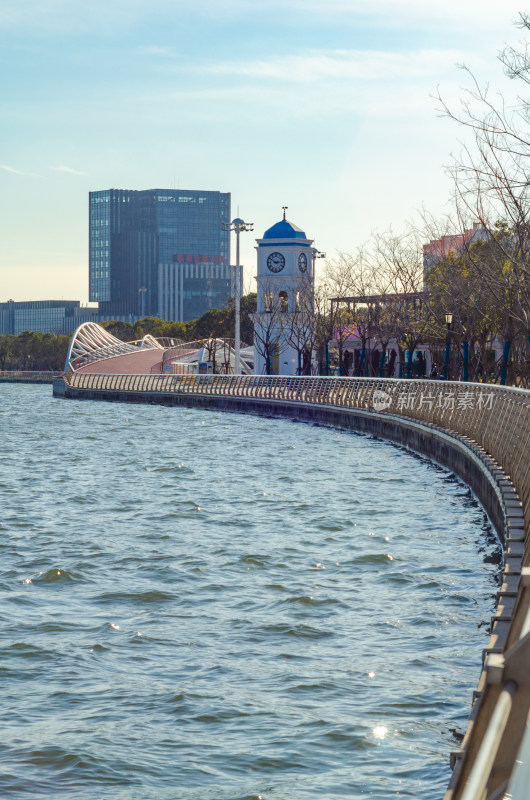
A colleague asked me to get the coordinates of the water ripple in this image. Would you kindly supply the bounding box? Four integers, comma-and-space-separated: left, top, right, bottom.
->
0, 384, 501, 800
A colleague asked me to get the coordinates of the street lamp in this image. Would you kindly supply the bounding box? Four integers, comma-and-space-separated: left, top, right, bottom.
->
222, 217, 254, 375
443, 313, 453, 381
311, 250, 327, 374
404, 332, 413, 379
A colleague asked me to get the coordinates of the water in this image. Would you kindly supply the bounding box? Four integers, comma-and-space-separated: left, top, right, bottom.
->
0, 384, 501, 799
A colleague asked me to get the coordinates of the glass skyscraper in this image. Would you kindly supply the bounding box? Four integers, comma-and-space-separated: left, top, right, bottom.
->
89, 189, 231, 321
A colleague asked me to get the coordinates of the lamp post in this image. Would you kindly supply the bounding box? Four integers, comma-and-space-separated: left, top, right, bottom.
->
404, 334, 412, 379
443, 313, 453, 381
222, 217, 253, 375
462, 326, 469, 383
311, 250, 327, 373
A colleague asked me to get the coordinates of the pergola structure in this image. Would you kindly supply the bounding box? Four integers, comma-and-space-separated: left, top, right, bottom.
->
327, 292, 429, 377
329, 290, 426, 312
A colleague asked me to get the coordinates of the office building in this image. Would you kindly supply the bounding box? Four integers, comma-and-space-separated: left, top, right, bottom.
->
89, 188, 231, 321
0, 300, 100, 336
423, 222, 488, 273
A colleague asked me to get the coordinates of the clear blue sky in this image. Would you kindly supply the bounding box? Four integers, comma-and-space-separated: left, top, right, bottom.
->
0, 0, 525, 302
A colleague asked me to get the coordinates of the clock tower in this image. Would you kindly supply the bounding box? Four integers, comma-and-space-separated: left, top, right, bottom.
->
252, 210, 316, 375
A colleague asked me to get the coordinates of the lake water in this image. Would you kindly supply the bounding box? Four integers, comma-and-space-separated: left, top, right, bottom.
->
0, 384, 501, 799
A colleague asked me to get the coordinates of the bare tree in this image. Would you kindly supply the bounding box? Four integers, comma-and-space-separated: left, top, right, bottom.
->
311, 280, 334, 375
251, 279, 290, 375
370, 229, 427, 377
321, 251, 380, 374
318, 230, 428, 377
287, 274, 317, 374
437, 12, 530, 382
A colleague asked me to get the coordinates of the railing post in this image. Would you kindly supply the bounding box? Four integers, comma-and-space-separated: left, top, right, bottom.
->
460, 681, 517, 800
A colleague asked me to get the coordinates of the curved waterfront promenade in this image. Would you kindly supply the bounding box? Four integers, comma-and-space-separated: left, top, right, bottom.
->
54, 368, 530, 799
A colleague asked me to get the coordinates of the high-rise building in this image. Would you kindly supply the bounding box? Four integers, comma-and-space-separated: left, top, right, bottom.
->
89, 188, 231, 321
0, 300, 100, 336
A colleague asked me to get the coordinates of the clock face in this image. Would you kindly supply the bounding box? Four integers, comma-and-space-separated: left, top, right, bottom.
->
267, 252, 285, 273
298, 252, 308, 273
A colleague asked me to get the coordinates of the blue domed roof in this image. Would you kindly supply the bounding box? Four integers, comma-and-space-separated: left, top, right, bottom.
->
263, 219, 307, 240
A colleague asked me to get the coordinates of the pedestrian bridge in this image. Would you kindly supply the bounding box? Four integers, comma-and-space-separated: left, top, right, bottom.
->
54, 325, 530, 800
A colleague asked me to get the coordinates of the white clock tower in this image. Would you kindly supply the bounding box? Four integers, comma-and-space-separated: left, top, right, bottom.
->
252, 209, 316, 375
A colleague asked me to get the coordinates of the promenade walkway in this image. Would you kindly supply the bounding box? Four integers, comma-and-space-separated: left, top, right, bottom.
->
77, 349, 163, 374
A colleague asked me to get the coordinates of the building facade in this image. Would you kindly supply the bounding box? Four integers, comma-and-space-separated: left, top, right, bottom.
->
252, 215, 316, 375
89, 188, 231, 321
0, 300, 100, 336
423, 222, 488, 272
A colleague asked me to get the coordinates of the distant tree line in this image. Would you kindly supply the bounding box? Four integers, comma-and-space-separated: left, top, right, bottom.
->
0, 294, 258, 372
0, 331, 71, 371
101, 292, 257, 344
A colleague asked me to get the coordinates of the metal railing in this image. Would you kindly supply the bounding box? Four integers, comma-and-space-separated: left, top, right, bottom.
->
161, 345, 200, 365
63, 370, 530, 516
0, 370, 63, 381
62, 368, 530, 799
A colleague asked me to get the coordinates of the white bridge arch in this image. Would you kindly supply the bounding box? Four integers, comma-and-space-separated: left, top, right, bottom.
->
65, 322, 163, 371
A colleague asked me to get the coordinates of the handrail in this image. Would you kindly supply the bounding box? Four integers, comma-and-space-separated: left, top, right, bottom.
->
162, 345, 199, 365
64, 321, 163, 371
0, 370, 63, 379
60, 369, 530, 799
460, 681, 517, 800
160, 338, 253, 374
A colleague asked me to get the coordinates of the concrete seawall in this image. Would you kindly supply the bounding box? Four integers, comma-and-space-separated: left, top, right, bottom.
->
1, 375, 57, 384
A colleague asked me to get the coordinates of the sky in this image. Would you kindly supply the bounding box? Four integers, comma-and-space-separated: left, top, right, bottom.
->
0, 0, 527, 302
